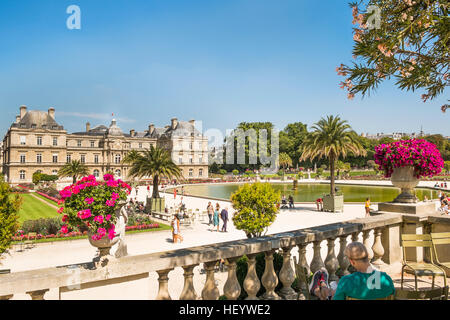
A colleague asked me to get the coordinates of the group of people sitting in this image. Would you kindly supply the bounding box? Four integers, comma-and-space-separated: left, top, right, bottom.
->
309, 242, 395, 300
434, 181, 448, 189
281, 195, 295, 209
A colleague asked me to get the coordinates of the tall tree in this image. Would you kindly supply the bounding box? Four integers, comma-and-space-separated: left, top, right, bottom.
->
127, 145, 182, 198
279, 122, 308, 167
58, 160, 89, 184
337, 0, 449, 111
300, 115, 366, 196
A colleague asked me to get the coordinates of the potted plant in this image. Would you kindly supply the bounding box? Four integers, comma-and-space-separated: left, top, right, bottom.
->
58, 174, 131, 266
374, 139, 443, 203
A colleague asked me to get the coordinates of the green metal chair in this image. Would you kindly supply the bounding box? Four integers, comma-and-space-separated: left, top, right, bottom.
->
401, 234, 447, 290
394, 286, 448, 300
430, 232, 450, 273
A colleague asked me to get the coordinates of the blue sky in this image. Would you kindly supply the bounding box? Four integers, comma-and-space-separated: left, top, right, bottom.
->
0, 0, 448, 138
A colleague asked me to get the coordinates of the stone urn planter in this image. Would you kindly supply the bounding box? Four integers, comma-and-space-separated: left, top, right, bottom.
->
391, 166, 419, 203
88, 202, 127, 267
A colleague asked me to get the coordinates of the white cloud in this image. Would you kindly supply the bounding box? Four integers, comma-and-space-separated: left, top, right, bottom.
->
58, 111, 136, 123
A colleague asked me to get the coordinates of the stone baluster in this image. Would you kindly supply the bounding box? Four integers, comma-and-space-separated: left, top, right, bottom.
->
26, 289, 49, 300
310, 240, 325, 273
201, 261, 220, 300
179, 264, 198, 300
279, 246, 297, 300
351, 232, 359, 242
337, 236, 350, 277
324, 238, 339, 281
371, 228, 385, 266
260, 250, 280, 300
223, 258, 241, 300
295, 243, 310, 299
156, 268, 173, 300
363, 230, 374, 261
244, 253, 260, 300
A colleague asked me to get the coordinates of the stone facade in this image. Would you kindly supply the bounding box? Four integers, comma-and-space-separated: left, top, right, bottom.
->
1, 106, 209, 184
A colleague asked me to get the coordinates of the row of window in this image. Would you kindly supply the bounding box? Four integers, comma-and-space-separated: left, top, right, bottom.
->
20, 154, 59, 163
20, 136, 58, 146
18, 169, 120, 180
179, 157, 204, 164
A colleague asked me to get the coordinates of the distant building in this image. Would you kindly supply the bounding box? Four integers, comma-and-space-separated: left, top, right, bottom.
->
1, 106, 208, 184
361, 132, 422, 140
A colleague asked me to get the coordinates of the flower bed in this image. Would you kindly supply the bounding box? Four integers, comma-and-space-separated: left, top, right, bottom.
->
12, 222, 161, 241
374, 139, 444, 178
36, 191, 59, 203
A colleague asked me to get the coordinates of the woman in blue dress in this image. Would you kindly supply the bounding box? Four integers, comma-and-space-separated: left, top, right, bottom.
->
212, 203, 220, 232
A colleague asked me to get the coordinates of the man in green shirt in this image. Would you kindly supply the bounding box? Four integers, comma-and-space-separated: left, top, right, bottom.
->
333, 242, 395, 300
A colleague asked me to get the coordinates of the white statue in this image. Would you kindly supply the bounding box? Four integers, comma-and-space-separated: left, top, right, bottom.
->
110, 204, 129, 258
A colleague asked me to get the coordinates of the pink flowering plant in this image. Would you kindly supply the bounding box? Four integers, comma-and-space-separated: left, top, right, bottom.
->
374, 139, 444, 178
57, 174, 131, 241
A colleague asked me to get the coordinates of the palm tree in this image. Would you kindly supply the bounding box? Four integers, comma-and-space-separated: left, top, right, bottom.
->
127, 145, 182, 198
279, 153, 292, 171
58, 160, 90, 184
300, 115, 366, 196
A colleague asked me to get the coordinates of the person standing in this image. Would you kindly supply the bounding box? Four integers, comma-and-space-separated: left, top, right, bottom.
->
207, 202, 214, 225
212, 203, 220, 232
288, 195, 294, 209
174, 188, 177, 199
365, 197, 371, 217
171, 215, 183, 243
220, 207, 229, 232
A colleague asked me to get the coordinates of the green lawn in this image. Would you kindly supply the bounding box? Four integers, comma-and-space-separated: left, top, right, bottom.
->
16, 194, 59, 224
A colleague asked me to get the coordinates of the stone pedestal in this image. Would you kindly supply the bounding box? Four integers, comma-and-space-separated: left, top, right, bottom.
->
378, 202, 435, 215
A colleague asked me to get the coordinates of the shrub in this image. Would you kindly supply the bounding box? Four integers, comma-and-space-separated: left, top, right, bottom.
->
22, 218, 64, 235
232, 169, 239, 176
0, 177, 21, 255
219, 169, 227, 175
231, 183, 280, 238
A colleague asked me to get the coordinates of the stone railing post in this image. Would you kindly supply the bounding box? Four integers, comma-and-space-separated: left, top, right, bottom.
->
371, 228, 385, 266
363, 230, 374, 261
324, 238, 339, 281
26, 289, 49, 300
337, 236, 350, 277
244, 253, 260, 300
223, 257, 241, 300
310, 240, 325, 273
156, 268, 173, 300
179, 264, 198, 300
381, 223, 402, 268
260, 250, 280, 300
201, 261, 220, 300
279, 246, 297, 300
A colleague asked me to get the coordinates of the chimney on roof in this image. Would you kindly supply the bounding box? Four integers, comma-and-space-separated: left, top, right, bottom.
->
48, 107, 55, 119
15, 115, 21, 123
148, 124, 155, 135
20, 105, 27, 119
86, 122, 91, 132
189, 119, 195, 126
130, 129, 135, 137
171, 118, 178, 130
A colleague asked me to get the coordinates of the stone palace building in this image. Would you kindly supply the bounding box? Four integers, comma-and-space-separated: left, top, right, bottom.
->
1, 106, 209, 184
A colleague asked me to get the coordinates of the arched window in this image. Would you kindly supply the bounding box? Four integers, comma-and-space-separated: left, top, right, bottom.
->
93, 170, 100, 178
19, 170, 26, 180
52, 170, 58, 175
115, 169, 121, 178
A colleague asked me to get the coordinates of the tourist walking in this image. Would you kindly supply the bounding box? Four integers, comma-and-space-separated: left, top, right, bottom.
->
171, 215, 183, 243
212, 203, 220, 232
220, 207, 229, 232
207, 202, 214, 225
288, 195, 294, 209
365, 197, 371, 217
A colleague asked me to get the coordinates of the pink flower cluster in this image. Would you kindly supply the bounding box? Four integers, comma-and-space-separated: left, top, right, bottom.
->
58, 174, 132, 241
374, 139, 444, 178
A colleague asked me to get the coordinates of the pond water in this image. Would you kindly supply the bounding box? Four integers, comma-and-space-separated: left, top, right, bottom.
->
171, 183, 439, 203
